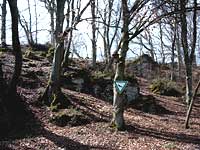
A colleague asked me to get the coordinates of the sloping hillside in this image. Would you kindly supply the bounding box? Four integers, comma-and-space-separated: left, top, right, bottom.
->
0, 51, 200, 150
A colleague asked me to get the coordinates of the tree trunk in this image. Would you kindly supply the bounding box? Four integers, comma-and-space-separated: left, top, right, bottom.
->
111, 0, 129, 130
27, 0, 34, 46
62, 0, 74, 67
55, 0, 65, 44
40, 0, 69, 108
1, 0, 7, 47
91, 0, 97, 68
7, 0, 22, 94
185, 63, 193, 104
34, 0, 38, 44
159, 22, 165, 64
50, 0, 55, 47
185, 79, 200, 129
176, 27, 182, 78
171, 27, 176, 81
180, 0, 197, 105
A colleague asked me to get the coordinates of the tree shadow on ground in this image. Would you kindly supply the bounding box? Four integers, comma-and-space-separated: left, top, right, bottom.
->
126, 124, 200, 145
128, 94, 174, 115
42, 129, 112, 150
71, 98, 110, 122
0, 94, 110, 150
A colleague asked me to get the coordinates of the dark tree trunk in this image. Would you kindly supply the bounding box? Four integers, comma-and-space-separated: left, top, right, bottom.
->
1, 0, 7, 47
91, 0, 97, 68
7, 0, 22, 95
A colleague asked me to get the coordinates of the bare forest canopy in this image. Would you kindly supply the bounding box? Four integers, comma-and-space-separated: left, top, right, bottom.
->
0, 0, 200, 149
0, 0, 200, 63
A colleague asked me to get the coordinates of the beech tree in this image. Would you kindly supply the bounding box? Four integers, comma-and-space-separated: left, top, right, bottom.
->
41, 0, 92, 107
111, 0, 165, 130
40, 0, 67, 107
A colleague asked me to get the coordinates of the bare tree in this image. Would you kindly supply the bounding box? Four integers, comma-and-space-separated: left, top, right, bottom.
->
91, 0, 97, 67
62, 0, 75, 66
40, 0, 67, 106
40, 0, 56, 46
180, 0, 197, 105
98, 0, 121, 64
18, 0, 35, 47
40, 0, 91, 107
111, 0, 174, 130
34, 0, 38, 44
184, 0, 198, 129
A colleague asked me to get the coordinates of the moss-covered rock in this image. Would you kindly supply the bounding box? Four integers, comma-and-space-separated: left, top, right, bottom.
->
46, 47, 54, 62
24, 50, 41, 60
49, 92, 71, 112
150, 78, 182, 96
49, 108, 88, 127
0, 47, 7, 52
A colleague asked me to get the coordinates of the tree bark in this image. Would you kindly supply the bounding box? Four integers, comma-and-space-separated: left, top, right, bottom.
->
111, 0, 129, 130
171, 26, 176, 81
185, 79, 200, 129
91, 0, 97, 68
62, 0, 74, 67
180, 0, 197, 105
40, 0, 69, 108
7, 0, 22, 94
1, 0, 7, 47
176, 26, 182, 78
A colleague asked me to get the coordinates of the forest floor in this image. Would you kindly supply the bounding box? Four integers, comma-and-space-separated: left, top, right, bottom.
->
0, 51, 200, 150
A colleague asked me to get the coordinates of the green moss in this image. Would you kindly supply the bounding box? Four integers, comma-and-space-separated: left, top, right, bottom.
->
91, 71, 113, 81
46, 47, 54, 61
49, 92, 71, 111
0, 48, 7, 52
163, 142, 177, 149
150, 78, 181, 96
24, 50, 38, 60
49, 107, 87, 127
38, 51, 47, 57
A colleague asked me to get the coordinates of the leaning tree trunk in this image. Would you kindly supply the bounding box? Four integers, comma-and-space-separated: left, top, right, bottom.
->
185, 79, 200, 129
1, 0, 7, 47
